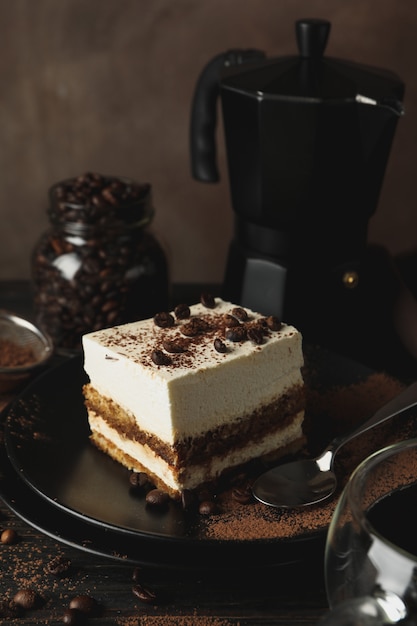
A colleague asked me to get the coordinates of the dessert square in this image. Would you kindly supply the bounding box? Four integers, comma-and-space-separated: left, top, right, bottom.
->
82, 297, 305, 498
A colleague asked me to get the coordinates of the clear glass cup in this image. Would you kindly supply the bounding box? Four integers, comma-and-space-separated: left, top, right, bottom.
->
321, 438, 417, 626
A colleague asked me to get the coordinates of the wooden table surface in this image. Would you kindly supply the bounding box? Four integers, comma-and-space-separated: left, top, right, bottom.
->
0, 281, 382, 625
0, 493, 328, 625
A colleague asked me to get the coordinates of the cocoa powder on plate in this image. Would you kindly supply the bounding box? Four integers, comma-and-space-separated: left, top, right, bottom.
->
203, 372, 411, 541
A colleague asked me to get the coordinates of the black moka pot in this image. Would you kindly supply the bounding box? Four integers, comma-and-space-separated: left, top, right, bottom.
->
190, 19, 405, 355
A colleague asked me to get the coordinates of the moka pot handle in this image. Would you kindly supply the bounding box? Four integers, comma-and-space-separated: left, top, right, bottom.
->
190, 49, 265, 183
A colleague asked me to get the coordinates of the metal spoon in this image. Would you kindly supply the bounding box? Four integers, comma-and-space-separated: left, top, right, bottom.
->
252, 381, 417, 508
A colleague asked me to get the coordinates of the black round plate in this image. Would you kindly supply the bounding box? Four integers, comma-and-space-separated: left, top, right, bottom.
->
1, 346, 374, 569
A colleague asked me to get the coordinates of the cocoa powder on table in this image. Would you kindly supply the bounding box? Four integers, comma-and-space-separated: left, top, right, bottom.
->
129, 617, 239, 626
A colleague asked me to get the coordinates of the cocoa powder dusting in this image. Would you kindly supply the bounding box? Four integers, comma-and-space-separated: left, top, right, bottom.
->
0, 338, 36, 367
0, 526, 94, 610
204, 372, 411, 541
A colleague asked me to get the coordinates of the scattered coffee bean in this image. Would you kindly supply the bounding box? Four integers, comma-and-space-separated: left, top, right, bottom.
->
132, 582, 158, 604
247, 326, 264, 345
265, 315, 282, 331
132, 566, 143, 582
13, 588, 39, 610
174, 303, 190, 319
69, 594, 98, 616
199, 500, 218, 515
200, 292, 215, 308
145, 489, 170, 507
154, 311, 175, 328
162, 338, 187, 353
251, 319, 268, 332
0, 599, 22, 618
231, 307, 248, 321
45, 554, 72, 577
151, 349, 172, 366
232, 487, 253, 504
225, 326, 247, 342
62, 607, 86, 625
214, 337, 227, 353
1, 528, 18, 544
223, 314, 240, 327
129, 471, 151, 491
181, 317, 209, 337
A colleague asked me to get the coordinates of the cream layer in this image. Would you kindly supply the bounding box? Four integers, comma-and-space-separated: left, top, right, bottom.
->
87, 410, 304, 494
82, 299, 304, 445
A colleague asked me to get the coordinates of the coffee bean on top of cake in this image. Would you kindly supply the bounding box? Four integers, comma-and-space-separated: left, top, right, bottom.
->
82, 295, 305, 499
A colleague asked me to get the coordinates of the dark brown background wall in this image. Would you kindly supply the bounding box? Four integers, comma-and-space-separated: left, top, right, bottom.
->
1, 0, 416, 285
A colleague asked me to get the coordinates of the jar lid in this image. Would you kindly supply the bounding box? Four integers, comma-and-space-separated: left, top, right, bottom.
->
48, 173, 154, 227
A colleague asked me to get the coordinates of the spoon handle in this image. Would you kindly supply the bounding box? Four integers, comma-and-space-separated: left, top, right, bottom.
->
329, 381, 417, 460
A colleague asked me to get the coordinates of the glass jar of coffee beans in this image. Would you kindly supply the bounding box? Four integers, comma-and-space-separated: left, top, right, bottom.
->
32, 172, 170, 353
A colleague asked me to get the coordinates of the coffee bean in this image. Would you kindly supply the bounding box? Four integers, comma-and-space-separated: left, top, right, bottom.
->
200, 292, 216, 308
214, 337, 227, 353
1, 528, 18, 544
174, 303, 190, 319
225, 326, 247, 342
154, 311, 175, 328
132, 583, 158, 604
162, 338, 187, 353
101, 298, 118, 313
69, 594, 98, 616
129, 471, 151, 491
13, 588, 39, 610
151, 350, 172, 366
145, 489, 169, 507
83, 257, 100, 275
132, 566, 143, 582
232, 487, 253, 504
231, 307, 248, 321
0, 600, 22, 618
106, 309, 119, 325
247, 326, 264, 345
223, 314, 240, 327
101, 186, 118, 205
52, 173, 149, 211
180, 321, 198, 337
250, 319, 268, 332
265, 315, 282, 331
181, 317, 210, 337
199, 500, 219, 515
62, 608, 86, 625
